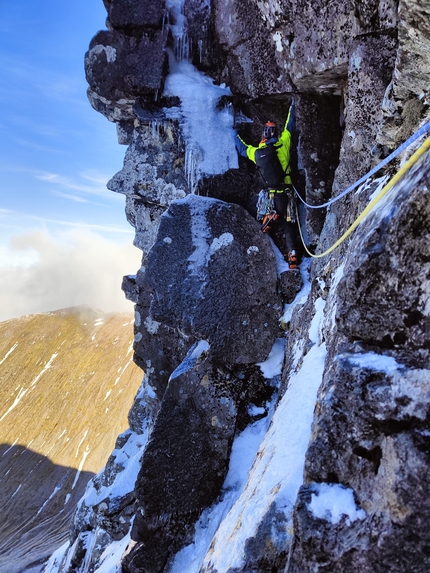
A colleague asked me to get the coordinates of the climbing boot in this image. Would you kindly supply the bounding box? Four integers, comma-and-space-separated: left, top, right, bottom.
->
288, 250, 298, 270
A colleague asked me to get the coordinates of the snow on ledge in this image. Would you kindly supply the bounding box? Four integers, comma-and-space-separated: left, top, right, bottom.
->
344, 351, 404, 374
308, 483, 366, 525
257, 338, 285, 378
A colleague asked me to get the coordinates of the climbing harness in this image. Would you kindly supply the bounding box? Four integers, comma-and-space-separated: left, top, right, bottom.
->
258, 187, 296, 231
294, 120, 430, 210
297, 133, 430, 259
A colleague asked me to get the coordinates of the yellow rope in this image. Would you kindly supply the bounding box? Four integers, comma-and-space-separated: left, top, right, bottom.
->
298, 136, 430, 259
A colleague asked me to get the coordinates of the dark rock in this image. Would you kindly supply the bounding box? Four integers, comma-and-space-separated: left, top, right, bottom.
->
287, 155, 430, 572
133, 270, 195, 400
295, 94, 343, 243
336, 155, 430, 369
241, 502, 290, 572
140, 194, 283, 365
122, 274, 139, 303
287, 354, 430, 573
85, 28, 168, 120
278, 269, 303, 304
108, 0, 165, 30
125, 345, 242, 573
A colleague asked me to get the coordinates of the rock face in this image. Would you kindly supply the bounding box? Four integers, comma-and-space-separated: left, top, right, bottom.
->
122, 195, 283, 572
288, 154, 430, 573
41, 0, 430, 572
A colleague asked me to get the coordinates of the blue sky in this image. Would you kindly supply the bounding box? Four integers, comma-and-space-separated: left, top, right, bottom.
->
0, 0, 141, 319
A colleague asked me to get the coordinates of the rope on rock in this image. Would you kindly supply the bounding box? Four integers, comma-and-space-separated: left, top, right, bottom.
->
294, 120, 430, 210
297, 135, 430, 259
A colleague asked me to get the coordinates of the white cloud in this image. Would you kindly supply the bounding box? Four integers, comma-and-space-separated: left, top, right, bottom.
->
35, 170, 119, 200
52, 191, 89, 203
0, 229, 142, 322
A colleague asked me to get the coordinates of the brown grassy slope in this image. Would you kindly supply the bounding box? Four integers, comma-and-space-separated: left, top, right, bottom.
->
0, 306, 143, 573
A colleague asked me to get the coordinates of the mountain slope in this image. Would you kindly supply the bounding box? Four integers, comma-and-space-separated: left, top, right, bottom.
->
0, 307, 143, 573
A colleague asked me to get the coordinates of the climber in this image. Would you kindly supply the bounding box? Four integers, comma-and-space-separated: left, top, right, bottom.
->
235, 100, 299, 269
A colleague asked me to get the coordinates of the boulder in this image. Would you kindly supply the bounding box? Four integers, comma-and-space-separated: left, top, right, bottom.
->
124, 344, 241, 573
138, 194, 283, 366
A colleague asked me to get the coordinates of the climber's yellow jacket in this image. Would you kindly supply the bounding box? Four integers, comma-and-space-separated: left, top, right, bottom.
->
235, 101, 295, 187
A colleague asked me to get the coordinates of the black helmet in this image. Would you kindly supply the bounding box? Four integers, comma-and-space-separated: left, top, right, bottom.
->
262, 121, 277, 140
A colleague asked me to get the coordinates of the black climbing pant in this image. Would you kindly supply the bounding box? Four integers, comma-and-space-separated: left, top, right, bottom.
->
273, 190, 297, 255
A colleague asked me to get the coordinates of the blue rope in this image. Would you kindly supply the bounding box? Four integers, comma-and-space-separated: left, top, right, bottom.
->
295, 120, 430, 209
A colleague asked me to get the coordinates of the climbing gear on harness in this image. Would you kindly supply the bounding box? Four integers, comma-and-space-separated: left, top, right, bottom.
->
256, 189, 274, 220
296, 133, 430, 259
261, 211, 278, 232
255, 142, 287, 188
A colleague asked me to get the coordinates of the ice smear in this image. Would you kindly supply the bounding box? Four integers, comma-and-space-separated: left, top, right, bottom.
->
163, 59, 237, 191
165, 0, 189, 60
308, 297, 326, 345
169, 340, 210, 382
345, 351, 404, 374
308, 483, 366, 525
183, 195, 235, 274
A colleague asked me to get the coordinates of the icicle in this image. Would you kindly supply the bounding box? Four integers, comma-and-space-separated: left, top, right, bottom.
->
161, 11, 169, 33
185, 145, 201, 194
174, 31, 190, 62
150, 120, 164, 140
166, 0, 191, 62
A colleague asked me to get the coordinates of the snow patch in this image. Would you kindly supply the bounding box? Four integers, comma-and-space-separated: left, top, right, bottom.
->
257, 338, 285, 378
0, 342, 18, 366
37, 485, 62, 516
81, 430, 149, 509
210, 232, 233, 253
273, 31, 284, 52
72, 447, 90, 489
0, 352, 58, 422
308, 483, 366, 525
134, 332, 143, 343
199, 338, 327, 572
309, 298, 326, 345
